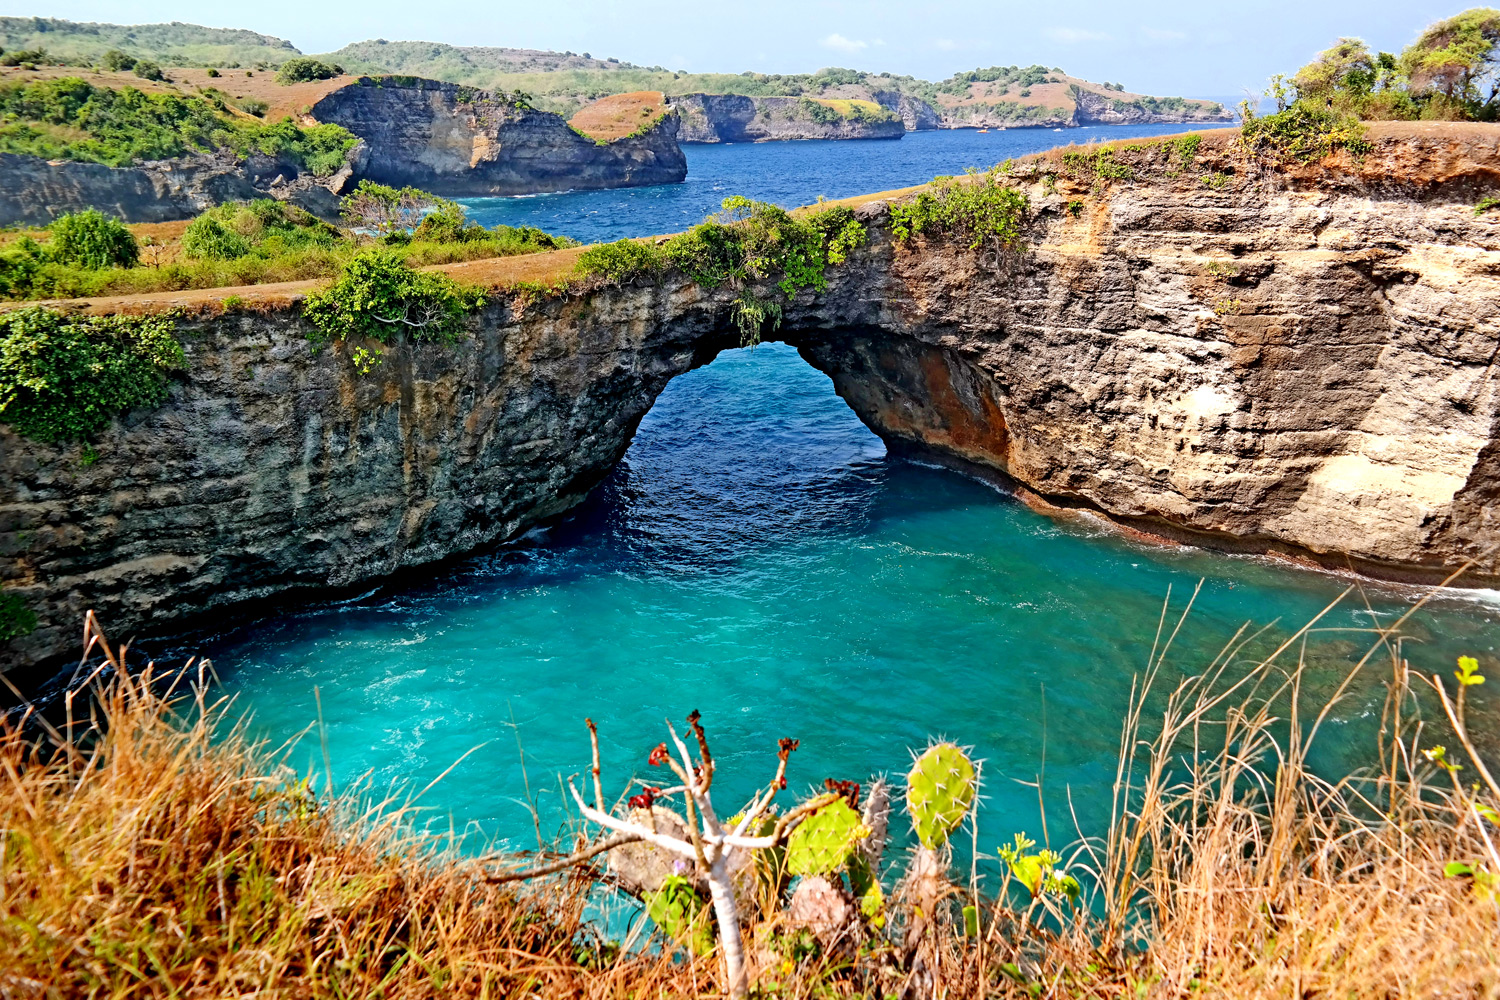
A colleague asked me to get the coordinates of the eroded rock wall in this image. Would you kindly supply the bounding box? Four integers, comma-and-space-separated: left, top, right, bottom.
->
0, 148, 358, 226
313, 77, 687, 194
669, 94, 905, 143
6, 129, 1500, 668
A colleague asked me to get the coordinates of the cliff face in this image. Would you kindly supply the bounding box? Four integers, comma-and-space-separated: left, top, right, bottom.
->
0, 148, 359, 226
1071, 90, 1233, 126
871, 90, 943, 131
6, 126, 1500, 667
312, 77, 687, 194
668, 94, 905, 143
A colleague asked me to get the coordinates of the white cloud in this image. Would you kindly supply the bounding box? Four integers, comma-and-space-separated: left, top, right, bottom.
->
933, 38, 991, 52
821, 33, 869, 54
1046, 27, 1111, 44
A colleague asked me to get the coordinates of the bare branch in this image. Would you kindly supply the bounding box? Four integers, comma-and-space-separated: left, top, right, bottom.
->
484, 831, 642, 882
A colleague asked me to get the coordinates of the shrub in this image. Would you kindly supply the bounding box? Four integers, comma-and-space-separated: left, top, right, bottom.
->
0, 307, 184, 442
48, 210, 140, 270
236, 96, 268, 116
182, 199, 339, 261
0, 591, 36, 642
0, 49, 47, 67
575, 239, 663, 283
341, 180, 448, 235
1240, 99, 1372, 161
889, 168, 1030, 256
132, 59, 164, 81
576, 198, 866, 296
276, 58, 343, 85
206, 68, 220, 78
181, 215, 252, 260
302, 250, 486, 345
100, 49, 136, 73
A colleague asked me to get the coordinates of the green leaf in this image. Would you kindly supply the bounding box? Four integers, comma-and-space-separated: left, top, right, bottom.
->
962, 904, 979, 937
1444, 861, 1475, 878
644, 875, 714, 956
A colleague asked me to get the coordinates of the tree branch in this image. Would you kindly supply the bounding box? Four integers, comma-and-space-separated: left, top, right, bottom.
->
483, 831, 642, 882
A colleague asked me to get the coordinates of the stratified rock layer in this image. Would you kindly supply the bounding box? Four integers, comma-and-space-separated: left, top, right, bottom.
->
313, 77, 686, 194
5, 126, 1500, 667
668, 94, 905, 142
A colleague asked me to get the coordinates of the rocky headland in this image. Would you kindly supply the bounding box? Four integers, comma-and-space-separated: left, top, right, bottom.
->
5, 124, 1500, 668
313, 77, 686, 194
668, 94, 905, 142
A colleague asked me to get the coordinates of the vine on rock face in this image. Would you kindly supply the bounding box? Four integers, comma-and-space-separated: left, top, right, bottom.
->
1239, 99, 1372, 162
302, 250, 487, 346
0, 306, 184, 443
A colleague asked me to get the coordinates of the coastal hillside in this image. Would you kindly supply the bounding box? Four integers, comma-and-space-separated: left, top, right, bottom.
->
0, 16, 1228, 129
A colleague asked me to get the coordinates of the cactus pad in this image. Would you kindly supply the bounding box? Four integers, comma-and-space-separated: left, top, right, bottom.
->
645, 875, 713, 955
786, 799, 869, 877
905, 743, 976, 849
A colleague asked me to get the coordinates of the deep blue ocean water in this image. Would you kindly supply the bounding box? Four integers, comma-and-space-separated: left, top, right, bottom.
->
195, 129, 1497, 865
460, 124, 1234, 243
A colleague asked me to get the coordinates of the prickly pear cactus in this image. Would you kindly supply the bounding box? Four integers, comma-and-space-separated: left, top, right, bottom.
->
786, 799, 869, 876
905, 743, 977, 849
645, 875, 714, 955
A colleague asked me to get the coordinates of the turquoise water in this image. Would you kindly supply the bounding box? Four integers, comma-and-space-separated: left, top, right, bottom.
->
197, 344, 1500, 859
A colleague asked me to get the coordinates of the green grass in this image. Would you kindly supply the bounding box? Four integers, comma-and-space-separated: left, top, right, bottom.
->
0, 16, 299, 69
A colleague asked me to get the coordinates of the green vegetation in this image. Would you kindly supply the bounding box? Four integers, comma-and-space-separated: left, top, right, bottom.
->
0, 16, 299, 69
47, 208, 140, 269
0, 591, 36, 641
276, 56, 343, 84
575, 196, 867, 299
0, 78, 357, 172
1241, 99, 1373, 161
889, 167, 1029, 255
0, 306, 183, 442
0, 193, 571, 302
302, 249, 487, 346
1279, 8, 1500, 123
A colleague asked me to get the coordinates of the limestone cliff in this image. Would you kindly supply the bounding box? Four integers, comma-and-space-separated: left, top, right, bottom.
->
313, 77, 687, 194
5, 125, 1500, 668
668, 94, 905, 143
0, 147, 359, 227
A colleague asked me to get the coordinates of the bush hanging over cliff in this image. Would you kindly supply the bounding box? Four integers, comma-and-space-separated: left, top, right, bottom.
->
0, 306, 184, 442
302, 249, 487, 345
182, 199, 340, 261
0, 77, 357, 173
575, 196, 866, 297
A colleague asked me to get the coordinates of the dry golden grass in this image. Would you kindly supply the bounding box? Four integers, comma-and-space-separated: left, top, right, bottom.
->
568, 91, 668, 142
2, 593, 1496, 999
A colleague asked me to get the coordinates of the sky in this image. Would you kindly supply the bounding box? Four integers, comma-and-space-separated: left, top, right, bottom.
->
5, 1, 1470, 96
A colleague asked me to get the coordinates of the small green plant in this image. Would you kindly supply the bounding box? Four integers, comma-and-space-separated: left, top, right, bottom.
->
1166, 133, 1202, 171
0, 591, 37, 642
997, 833, 1080, 903
1476, 196, 1500, 215
644, 875, 715, 955
1213, 298, 1244, 316
1202, 171, 1230, 189
1204, 260, 1238, 282
0, 307, 184, 442
1061, 146, 1131, 184
1067, 199, 1085, 218
132, 59, 164, 81
302, 250, 486, 346
48, 210, 139, 270
350, 345, 382, 374
220, 294, 243, 311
